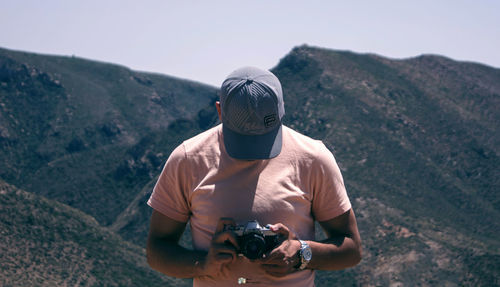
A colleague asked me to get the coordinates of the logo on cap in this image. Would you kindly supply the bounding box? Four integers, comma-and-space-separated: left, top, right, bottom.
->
264, 114, 277, 128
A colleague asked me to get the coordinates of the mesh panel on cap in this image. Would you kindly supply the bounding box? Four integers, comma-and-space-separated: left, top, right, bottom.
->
222, 81, 279, 135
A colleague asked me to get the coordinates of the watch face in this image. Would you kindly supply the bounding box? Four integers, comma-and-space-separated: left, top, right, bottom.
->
303, 247, 312, 261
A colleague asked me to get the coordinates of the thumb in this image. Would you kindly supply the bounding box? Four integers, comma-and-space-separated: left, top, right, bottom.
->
268, 223, 294, 239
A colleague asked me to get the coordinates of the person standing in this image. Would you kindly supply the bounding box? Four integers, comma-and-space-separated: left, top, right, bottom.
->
146, 66, 362, 286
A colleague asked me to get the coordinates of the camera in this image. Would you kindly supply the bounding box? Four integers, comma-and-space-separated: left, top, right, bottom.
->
224, 220, 280, 260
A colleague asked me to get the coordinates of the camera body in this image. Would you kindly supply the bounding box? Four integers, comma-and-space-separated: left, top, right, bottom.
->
225, 220, 280, 260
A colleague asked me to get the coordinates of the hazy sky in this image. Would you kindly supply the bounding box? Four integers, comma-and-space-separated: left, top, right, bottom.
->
1, 0, 499, 87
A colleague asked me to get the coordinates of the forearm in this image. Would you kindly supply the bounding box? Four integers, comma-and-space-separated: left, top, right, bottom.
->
305, 236, 362, 270
146, 237, 207, 278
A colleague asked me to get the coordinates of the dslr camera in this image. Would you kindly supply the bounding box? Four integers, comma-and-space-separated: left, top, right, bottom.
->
224, 220, 280, 260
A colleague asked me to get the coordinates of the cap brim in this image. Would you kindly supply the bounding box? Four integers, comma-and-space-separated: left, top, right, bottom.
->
222, 124, 282, 160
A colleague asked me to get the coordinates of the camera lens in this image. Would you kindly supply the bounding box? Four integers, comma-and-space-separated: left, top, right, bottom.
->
242, 233, 266, 260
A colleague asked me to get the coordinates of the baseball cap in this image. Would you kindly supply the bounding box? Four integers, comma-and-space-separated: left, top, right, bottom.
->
220, 66, 285, 160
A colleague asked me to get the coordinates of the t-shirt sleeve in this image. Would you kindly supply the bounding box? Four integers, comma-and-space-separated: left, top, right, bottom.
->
147, 143, 191, 222
311, 142, 352, 222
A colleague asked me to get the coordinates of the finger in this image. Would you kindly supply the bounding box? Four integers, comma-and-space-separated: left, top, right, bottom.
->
221, 264, 231, 278
268, 223, 290, 236
211, 247, 237, 265
270, 223, 299, 241
260, 249, 295, 265
215, 217, 236, 233
258, 248, 283, 264
213, 231, 240, 249
212, 243, 238, 260
215, 252, 235, 264
260, 239, 293, 263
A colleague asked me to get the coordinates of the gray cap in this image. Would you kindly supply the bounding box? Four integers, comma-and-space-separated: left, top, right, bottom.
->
220, 66, 285, 160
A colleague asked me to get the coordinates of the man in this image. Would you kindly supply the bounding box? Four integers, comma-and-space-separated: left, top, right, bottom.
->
146, 67, 362, 286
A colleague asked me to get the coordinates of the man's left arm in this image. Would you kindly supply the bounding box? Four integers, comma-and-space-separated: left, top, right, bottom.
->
259, 208, 362, 277
308, 208, 362, 270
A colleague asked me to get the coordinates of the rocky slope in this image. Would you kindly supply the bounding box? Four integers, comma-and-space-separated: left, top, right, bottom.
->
0, 179, 190, 286
0, 47, 217, 226
1, 45, 498, 286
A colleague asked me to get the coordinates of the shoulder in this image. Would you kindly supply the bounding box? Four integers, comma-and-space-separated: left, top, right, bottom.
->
167, 124, 222, 171
161, 125, 221, 183
181, 124, 221, 155
282, 125, 332, 160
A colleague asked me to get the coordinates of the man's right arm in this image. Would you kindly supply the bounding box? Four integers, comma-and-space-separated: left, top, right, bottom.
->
146, 210, 238, 279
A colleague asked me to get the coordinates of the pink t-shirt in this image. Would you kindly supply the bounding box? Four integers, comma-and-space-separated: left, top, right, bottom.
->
148, 124, 351, 287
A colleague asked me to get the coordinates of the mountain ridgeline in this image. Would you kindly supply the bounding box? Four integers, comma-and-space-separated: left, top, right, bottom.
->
0, 47, 218, 227
0, 46, 498, 286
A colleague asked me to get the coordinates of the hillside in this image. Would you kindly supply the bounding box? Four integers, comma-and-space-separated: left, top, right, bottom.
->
0, 179, 190, 286
1, 45, 499, 286
110, 46, 500, 285
0, 47, 218, 226
273, 46, 500, 285
275, 46, 499, 237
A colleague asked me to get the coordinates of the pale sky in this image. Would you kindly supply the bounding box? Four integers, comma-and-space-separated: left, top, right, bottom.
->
1, 0, 499, 87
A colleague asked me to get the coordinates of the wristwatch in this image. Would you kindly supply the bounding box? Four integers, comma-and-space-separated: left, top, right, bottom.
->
297, 240, 312, 270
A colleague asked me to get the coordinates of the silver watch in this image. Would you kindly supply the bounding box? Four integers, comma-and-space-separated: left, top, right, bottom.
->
298, 240, 312, 270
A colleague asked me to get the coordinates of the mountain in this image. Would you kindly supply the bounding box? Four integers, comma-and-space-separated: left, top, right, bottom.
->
109, 46, 500, 286
1, 45, 499, 286
0, 179, 190, 286
274, 46, 500, 285
0, 47, 218, 226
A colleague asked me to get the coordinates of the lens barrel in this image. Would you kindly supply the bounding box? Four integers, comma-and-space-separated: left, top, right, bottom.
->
241, 233, 266, 260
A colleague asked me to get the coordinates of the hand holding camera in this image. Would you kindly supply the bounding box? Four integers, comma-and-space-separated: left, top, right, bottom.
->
198, 218, 240, 279
223, 220, 282, 260
256, 223, 306, 277
204, 218, 305, 279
